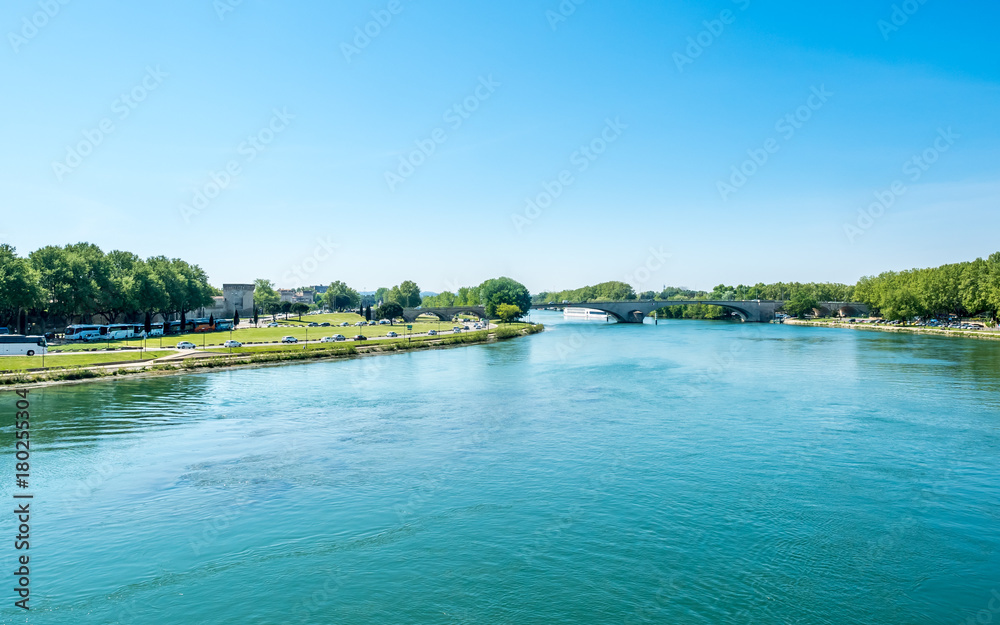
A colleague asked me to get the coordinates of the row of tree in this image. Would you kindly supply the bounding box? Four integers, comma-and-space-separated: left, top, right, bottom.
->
534, 254, 1000, 322
0, 243, 216, 330
855, 253, 1000, 321
419, 278, 532, 318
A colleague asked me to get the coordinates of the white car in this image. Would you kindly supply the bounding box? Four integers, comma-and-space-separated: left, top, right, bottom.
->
266, 322, 279, 327
320, 336, 336, 343
223, 340, 242, 348
354, 321, 366, 327
427, 330, 437, 336
177, 341, 197, 349
386, 331, 398, 338
281, 336, 298, 344
339, 322, 350, 327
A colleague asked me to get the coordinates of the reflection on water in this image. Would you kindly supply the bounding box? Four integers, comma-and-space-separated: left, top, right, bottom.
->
3, 312, 999, 624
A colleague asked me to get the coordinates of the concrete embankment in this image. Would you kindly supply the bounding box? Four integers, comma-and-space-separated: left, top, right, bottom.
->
1, 324, 545, 389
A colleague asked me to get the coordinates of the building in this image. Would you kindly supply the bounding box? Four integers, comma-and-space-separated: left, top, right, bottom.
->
222, 284, 255, 315
191, 284, 255, 319
279, 288, 314, 305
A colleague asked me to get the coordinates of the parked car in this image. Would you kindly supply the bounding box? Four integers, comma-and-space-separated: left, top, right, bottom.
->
353, 335, 367, 341
307, 322, 319, 327
333, 334, 346, 341
367, 321, 377, 326
386, 331, 398, 338
320, 322, 331, 327
354, 321, 366, 327
177, 341, 197, 349
452, 326, 463, 332
223, 340, 242, 348
379, 319, 390, 325
266, 322, 279, 327
0, 327, 8, 335
339, 322, 350, 327
320, 336, 336, 343
281, 336, 298, 343
427, 330, 437, 336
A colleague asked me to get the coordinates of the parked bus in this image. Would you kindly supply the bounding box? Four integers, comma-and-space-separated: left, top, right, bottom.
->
65, 324, 106, 341
0, 335, 48, 356
104, 324, 139, 340
148, 322, 164, 337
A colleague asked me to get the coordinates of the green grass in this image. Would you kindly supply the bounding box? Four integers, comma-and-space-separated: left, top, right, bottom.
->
1, 322, 544, 385
0, 350, 173, 372
49, 318, 481, 352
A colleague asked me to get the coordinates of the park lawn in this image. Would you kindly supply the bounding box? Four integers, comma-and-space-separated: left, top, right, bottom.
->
272, 312, 365, 326
0, 350, 173, 372
48, 320, 473, 353
48, 317, 499, 353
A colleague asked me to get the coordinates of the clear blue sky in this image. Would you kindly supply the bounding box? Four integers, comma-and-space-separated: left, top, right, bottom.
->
2, 0, 998, 294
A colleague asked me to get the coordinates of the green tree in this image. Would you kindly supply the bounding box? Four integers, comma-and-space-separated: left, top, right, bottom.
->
479, 277, 532, 317
291, 302, 310, 320
0, 245, 43, 329
323, 281, 361, 311
29, 244, 104, 322
280, 300, 292, 318
495, 303, 522, 323
389, 280, 422, 308
784, 291, 819, 318
376, 302, 403, 325
253, 278, 280, 313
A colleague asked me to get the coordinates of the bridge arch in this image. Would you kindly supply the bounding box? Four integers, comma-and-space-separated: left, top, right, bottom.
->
401, 306, 487, 323
644, 302, 752, 322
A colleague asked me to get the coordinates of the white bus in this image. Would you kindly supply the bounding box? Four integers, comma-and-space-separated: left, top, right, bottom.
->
104, 324, 142, 340
148, 322, 164, 337
65, 324, 105, 341
0, 335, 48, 356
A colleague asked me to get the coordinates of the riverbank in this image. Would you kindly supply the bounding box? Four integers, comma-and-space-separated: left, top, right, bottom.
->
783, 318, 1000, 341
0, 324, 544, 389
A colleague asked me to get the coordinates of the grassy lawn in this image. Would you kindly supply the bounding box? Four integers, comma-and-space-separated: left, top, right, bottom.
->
0, 350, 173, 372
49, 318, 481, 352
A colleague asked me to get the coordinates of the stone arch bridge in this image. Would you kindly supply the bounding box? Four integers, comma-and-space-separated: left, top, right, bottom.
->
531, 301, 870, 323
401, 306, 486, 323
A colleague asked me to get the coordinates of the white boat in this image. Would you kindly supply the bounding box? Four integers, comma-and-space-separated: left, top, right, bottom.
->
563, 307, 609, 321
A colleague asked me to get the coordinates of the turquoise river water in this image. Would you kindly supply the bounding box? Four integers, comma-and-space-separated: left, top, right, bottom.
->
3, 310, 1000, 624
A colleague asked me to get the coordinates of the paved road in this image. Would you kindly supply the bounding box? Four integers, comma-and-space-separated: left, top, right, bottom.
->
47, 324, 496, 356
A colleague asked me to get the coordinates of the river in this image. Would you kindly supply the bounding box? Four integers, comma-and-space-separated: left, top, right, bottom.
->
5, 310, 1000, 624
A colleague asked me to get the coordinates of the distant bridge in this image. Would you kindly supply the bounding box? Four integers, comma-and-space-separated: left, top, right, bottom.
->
401, 306, 486, 323
402, 300, 870, 324
531, 300, 870, 323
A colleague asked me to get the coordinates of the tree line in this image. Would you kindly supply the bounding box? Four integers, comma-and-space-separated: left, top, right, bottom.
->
0, 243, 216, 331
855, 253, 1000, 321
533, 253, 1000, 321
